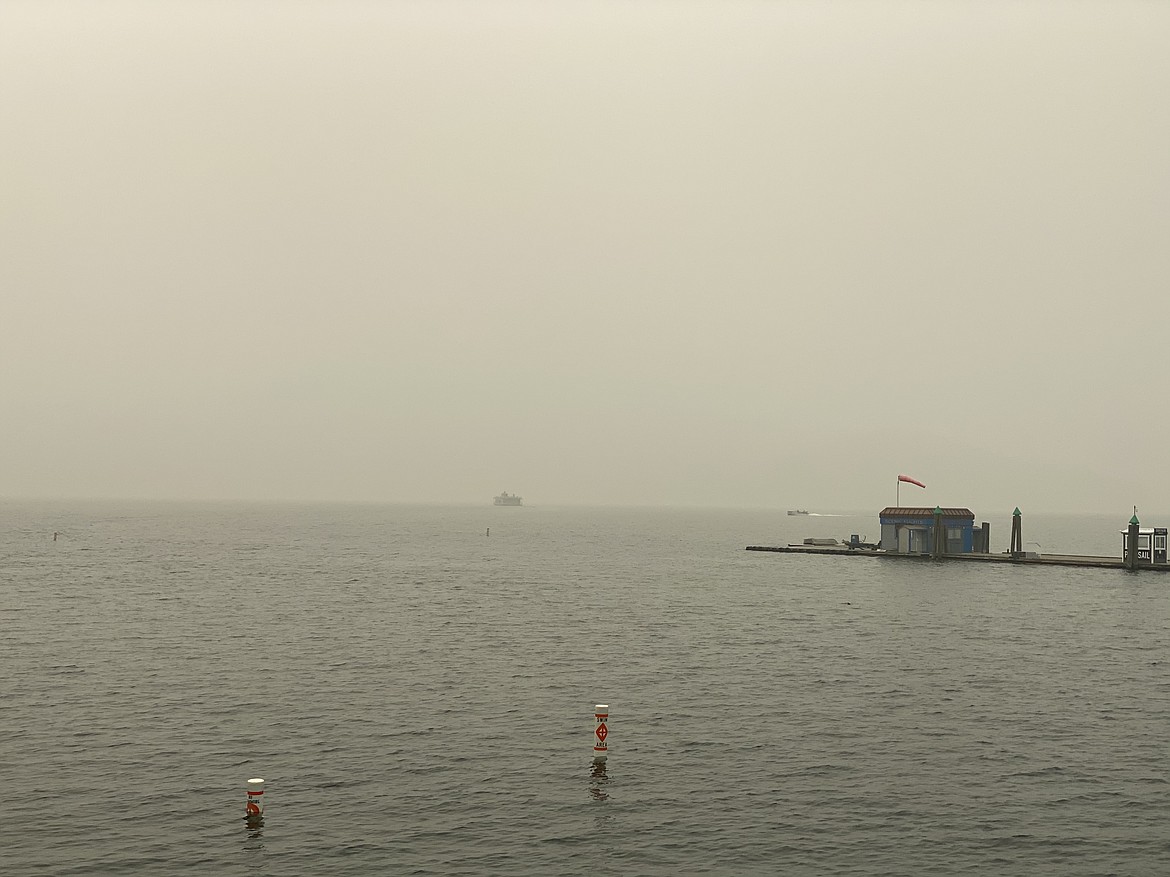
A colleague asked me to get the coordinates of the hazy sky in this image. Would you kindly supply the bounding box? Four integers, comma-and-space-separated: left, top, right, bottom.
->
3, 1, 1168, 513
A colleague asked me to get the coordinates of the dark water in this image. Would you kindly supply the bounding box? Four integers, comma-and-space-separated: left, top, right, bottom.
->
3, 502, 1167, 876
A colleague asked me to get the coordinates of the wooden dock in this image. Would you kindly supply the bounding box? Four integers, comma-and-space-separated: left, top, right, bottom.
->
744, 544, 1170, 572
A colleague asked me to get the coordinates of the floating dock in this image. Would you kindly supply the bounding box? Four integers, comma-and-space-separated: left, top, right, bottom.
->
745, 544, 1170, 572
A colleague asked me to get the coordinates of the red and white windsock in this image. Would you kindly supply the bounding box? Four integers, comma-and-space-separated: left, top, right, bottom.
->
897, 474, 926, 505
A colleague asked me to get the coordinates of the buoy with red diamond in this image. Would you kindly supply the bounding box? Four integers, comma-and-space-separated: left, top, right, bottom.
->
593, 704, 609, 763
244, 778, 265, 821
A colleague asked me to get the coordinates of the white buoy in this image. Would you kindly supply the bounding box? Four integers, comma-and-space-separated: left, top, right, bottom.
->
245, 778, 265, 819
593, 704, 609, 762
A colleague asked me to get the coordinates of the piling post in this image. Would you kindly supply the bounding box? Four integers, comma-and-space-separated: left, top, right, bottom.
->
245, 778, 265, 821
1010, 508, 1022, 557
593, 704, 609, 763
931, 506, 943, 558
1126, 514, 1140, 570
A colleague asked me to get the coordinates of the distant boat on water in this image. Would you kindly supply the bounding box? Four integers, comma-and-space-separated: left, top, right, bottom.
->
494, 492, 522, 506
787, 509, 810, 516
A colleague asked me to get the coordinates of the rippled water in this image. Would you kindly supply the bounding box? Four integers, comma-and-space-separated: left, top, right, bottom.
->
3, 501, 1167, 875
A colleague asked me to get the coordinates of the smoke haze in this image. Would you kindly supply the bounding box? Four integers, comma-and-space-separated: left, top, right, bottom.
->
3, 1, 1167, 514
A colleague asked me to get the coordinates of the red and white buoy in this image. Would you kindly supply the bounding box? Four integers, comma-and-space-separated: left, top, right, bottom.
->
593, 704, 609, 763
245, 778, 265, 819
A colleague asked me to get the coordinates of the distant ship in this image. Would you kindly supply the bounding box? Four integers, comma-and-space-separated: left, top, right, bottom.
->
787, 509, 810, 516
494, 492, 522, 506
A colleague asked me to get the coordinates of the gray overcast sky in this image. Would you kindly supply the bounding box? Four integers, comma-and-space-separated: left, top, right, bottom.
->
2, 1, 1167, 513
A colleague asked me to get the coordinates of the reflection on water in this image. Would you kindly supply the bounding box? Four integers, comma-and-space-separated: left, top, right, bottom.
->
589, 760, 609, 802
589, 760, 615, 832
243, 816, 265, 851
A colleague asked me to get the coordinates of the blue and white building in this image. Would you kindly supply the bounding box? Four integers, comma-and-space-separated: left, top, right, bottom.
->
879, 506, 984, 555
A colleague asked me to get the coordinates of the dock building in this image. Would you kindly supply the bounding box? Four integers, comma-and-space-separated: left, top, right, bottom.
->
1121, 522, 1168, 565
879, 506, 990, 555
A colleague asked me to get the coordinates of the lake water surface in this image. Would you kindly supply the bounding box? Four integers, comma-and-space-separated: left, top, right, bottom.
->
3, 502, 1167, 875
